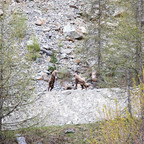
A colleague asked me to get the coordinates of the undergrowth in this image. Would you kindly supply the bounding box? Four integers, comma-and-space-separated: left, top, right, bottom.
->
88, 71, 144, 144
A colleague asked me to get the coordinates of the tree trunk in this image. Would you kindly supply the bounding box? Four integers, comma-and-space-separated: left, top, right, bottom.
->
0, 98, 2, 140
138, 0, 143, 82
138, 0, 144, 119
97, 0, 102, 74
0, 1, 4, 139
127, 68, 132, 117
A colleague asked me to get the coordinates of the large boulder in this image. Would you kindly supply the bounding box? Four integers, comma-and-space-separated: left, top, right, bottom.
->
16, 134, 27, 144
113, 8, 126, 17
35, 18, 46, 26
61, 48, 72, 55
63, 23, 87, 40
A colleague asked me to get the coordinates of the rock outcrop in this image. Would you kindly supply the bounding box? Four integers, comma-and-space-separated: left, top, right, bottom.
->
3, 88, 128, 129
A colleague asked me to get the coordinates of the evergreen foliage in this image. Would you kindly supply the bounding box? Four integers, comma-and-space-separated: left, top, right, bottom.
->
0, 1, 36, 140
77, 0, 144, 88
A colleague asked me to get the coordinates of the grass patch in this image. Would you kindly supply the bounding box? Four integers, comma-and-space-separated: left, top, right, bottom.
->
27, 37, 40, 61
27, 38, 40, 52
48, 66, 56, 72
50, 53, 58, 64
1, 122, 100, 144
2, 118, 143, 144
9, 11, 27, 39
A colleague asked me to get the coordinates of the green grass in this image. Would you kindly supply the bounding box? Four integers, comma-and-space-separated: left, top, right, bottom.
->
27, 38, 40, 52
2, 118, 143, 144
27, 37, 40, 61
1, 122, 100, 144
48, 66, 56, 72
50, 53, 58, 64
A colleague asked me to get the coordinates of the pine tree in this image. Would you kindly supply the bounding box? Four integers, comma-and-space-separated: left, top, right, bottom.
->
76, 0, 110, 86
0, 1, 35, 139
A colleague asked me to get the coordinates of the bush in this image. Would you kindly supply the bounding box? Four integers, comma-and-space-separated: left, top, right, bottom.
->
88, 108, 143, 143
58, 67, 71, 79
50, 53, 58, 64
47, 52, 58, 73
48, 66, 56, 72
27, 37, 40, 61
88, 75, 144, 144
27, 38, 40, 52
9, 11, 27, 39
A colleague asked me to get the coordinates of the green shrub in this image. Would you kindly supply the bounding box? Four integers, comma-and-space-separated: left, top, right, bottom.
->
27, 37, 40, 61
30, 53, 40, 61
27, 38, 40, 52
88, 107, 143, 144
48, 66, 56, 72
50, 53, 58, 64
88, 72, 144, 144
9, 12, 27, 39
47, 52, 58, 73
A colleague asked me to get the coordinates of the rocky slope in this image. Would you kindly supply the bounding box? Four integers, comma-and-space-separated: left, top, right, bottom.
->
13, 0, 89, 94
2, 0, 129, 129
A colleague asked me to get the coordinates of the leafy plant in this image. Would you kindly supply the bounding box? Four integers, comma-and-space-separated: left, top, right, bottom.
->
27, 37, 40, 52
30, 53, 40, 61
47, 52, 58, 73
0, 1, 39, 140
50, 53, 58, 64
58, 40, 64, 48
27, 37, 40, 61
88, 75, 144, 144
48, 66, 56, 72
9, 11, 27, 39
